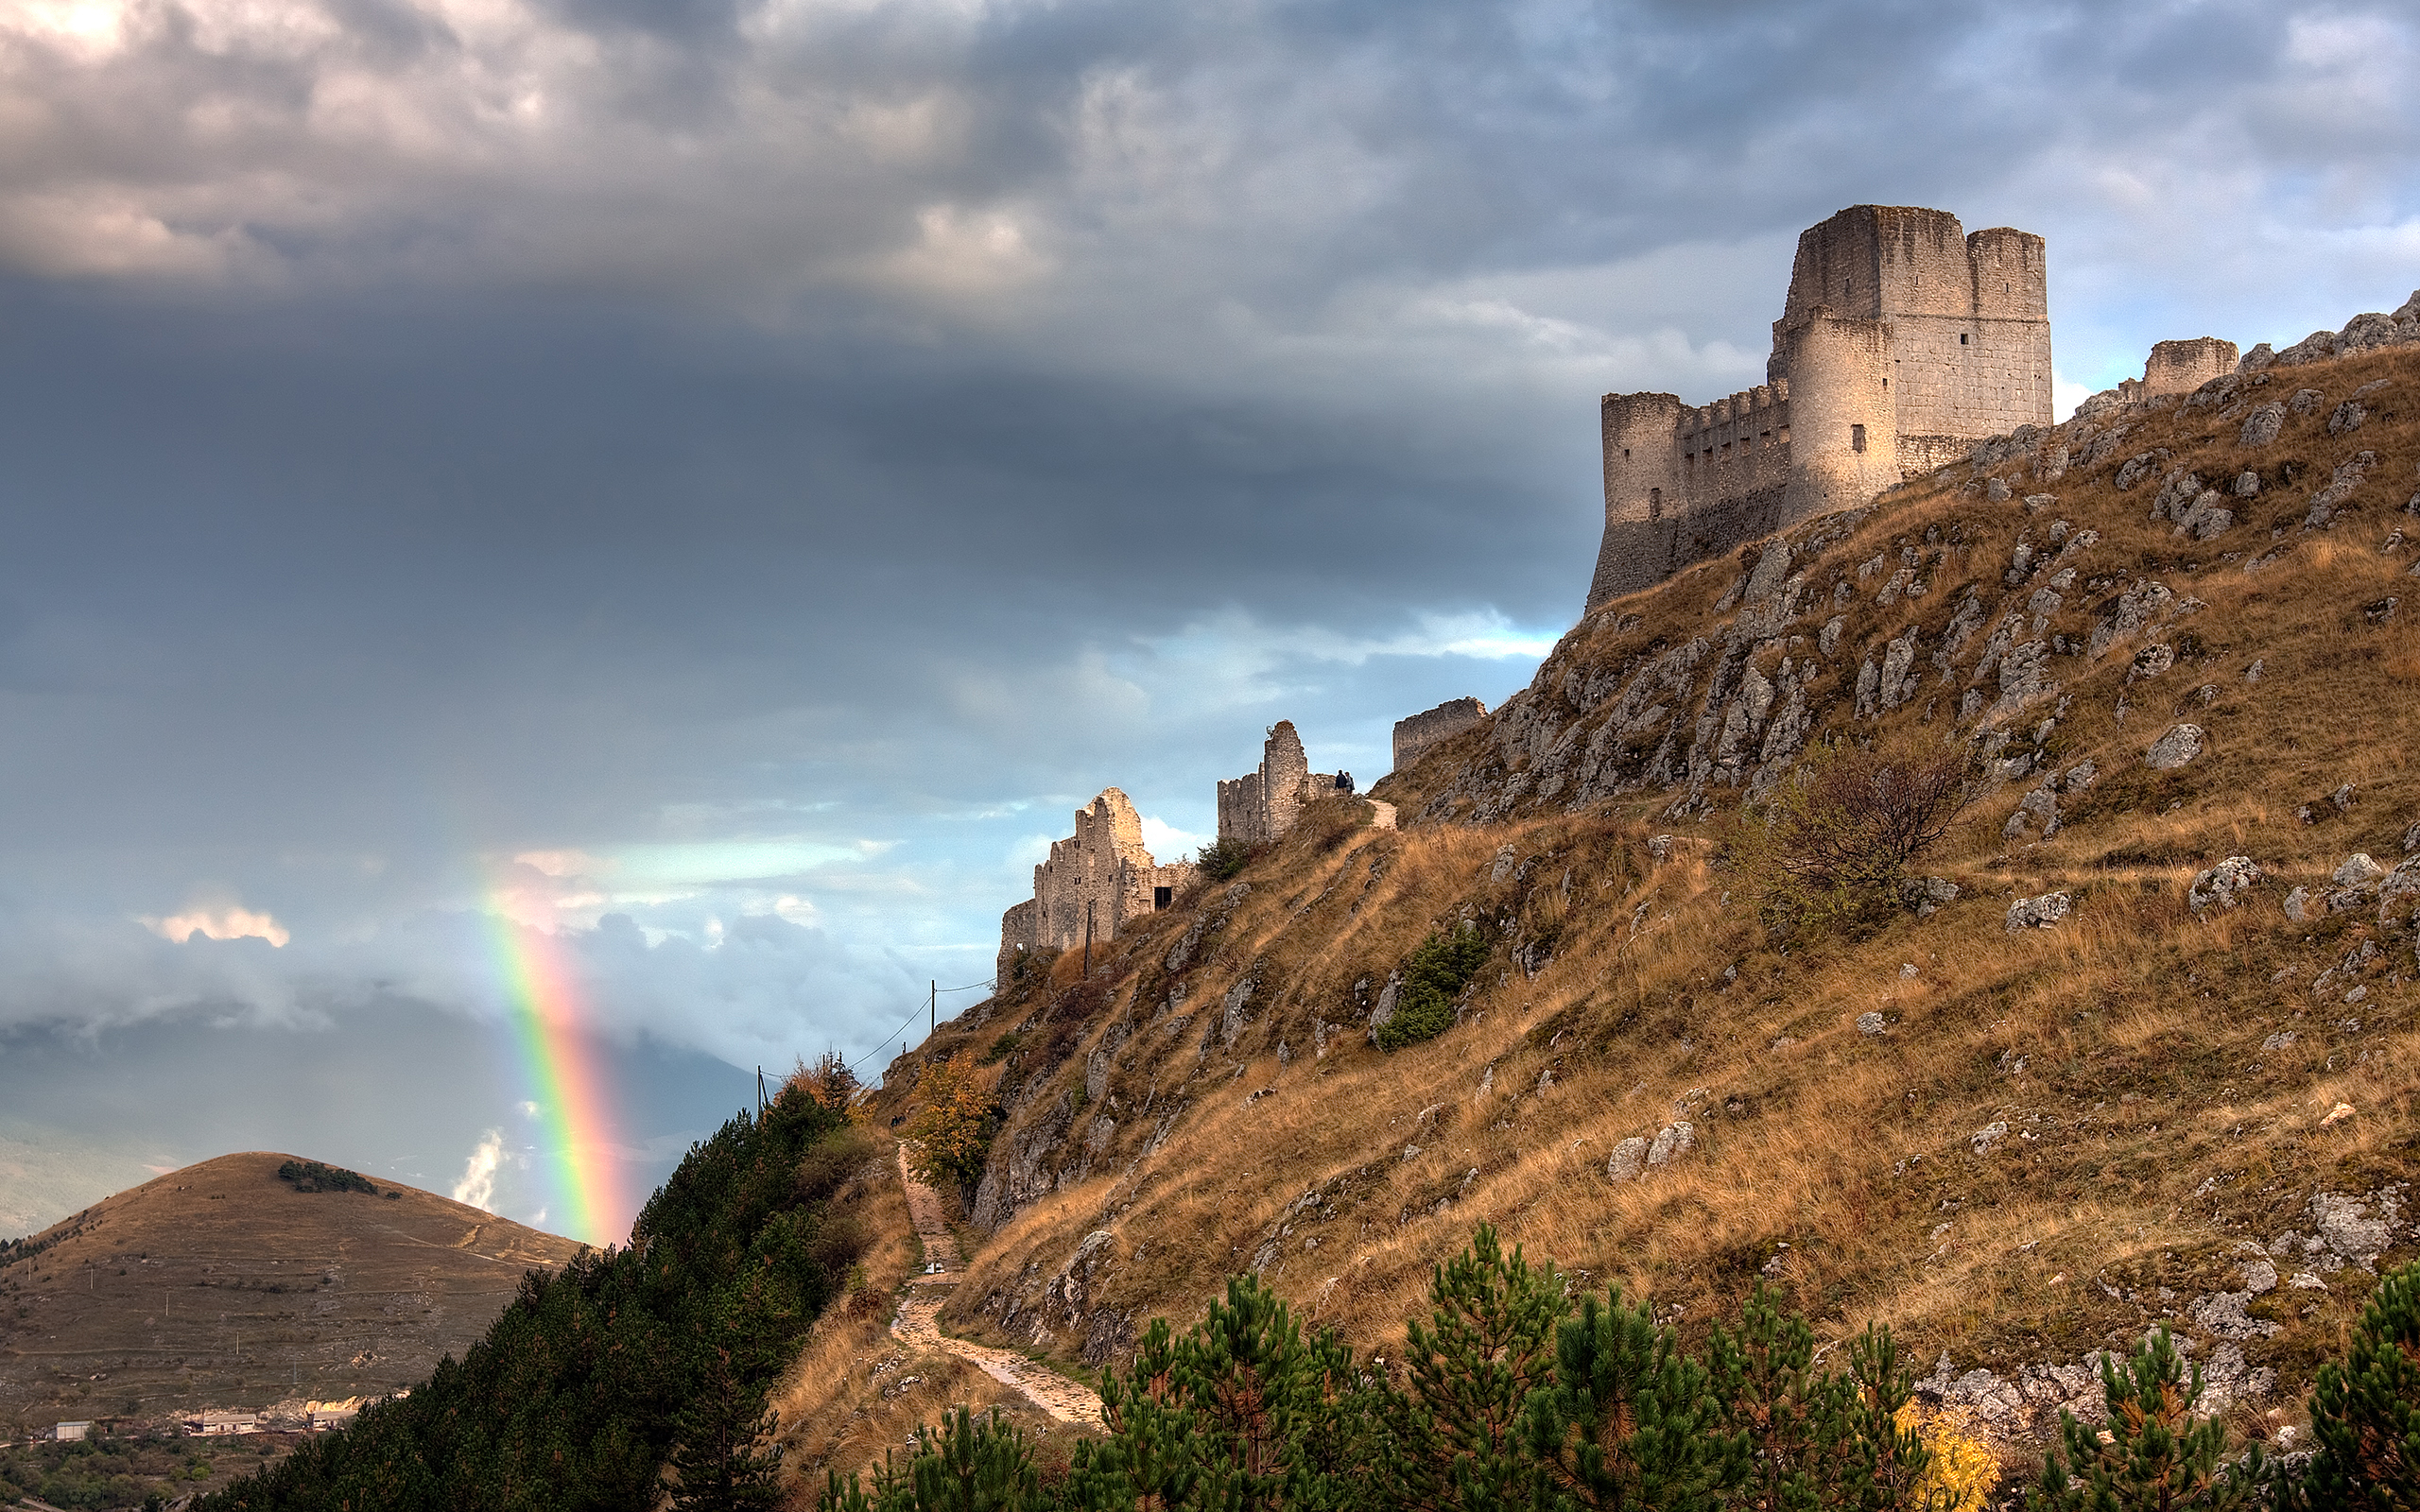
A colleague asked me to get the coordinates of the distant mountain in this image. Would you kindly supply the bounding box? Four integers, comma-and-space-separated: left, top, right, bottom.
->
0, 1150, 581, 1430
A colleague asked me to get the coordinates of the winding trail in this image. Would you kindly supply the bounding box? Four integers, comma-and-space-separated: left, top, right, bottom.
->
890, 1144, 1104, 1427
1366, 798, 1397, 831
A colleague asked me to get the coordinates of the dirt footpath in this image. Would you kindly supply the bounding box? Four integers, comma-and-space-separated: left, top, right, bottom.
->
890, 1144, 1104, 1428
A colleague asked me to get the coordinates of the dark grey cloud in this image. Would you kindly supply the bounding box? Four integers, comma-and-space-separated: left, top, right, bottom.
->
0, 0, 2414, 1232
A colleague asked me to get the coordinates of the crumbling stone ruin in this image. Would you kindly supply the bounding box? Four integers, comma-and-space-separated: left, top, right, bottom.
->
1589, 205, 2052, 610
1392, 696, 1489, 772
1216, 720, 1352, 845
996, 788, 1195, 986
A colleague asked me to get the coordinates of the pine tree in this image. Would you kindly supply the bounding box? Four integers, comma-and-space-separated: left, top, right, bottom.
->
1074, 1315, 1204, 1511
1394, 1223, 1570, 1512
907, 1408, 1043, 1512
1179, 1274, 1325, 1511
2031, 1327, 2264, 1512
1525, 1287, 1740, 1511
2294, 1260, 2420, 1509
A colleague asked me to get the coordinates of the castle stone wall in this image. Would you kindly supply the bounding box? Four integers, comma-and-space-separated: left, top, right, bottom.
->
1588, 206, 2051, 612
1392, 697, 1490, 772
2143, 337, 2238, 398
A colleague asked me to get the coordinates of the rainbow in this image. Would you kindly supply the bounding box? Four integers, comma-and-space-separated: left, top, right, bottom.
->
485, 906, 625, 1247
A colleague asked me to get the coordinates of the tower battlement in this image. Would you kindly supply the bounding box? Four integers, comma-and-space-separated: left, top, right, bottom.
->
1587, 206, 2052, 610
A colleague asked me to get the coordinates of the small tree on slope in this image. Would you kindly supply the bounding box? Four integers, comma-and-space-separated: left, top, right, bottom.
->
2291, 1259, 2420, 1510
2031, 1327, 2264, 1512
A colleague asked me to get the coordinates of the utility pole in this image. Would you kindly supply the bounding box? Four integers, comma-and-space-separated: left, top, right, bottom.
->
756, 1066, 765, 1118
1083, 901, 1095, 977
929, 980, 936, 1042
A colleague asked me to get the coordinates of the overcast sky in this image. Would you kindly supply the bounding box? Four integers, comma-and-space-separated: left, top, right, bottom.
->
1, 0, 2414, 1242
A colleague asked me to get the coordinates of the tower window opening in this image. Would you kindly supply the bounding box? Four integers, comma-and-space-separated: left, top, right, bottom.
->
1960, 332, 1970, 345
1851, 423, 1867, 454
1881, 377, 1888, 389
1649, 488, 1663, 522
1622, 447, 1631, 459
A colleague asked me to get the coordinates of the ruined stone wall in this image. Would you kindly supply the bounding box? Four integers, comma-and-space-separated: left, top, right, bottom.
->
995, 899, 1037, 991
1587, 205, 2050, 612
2143, 338, 2238, 398
1217, 773, 1267, 845
1392, 696, 1490, 772
1215, 720, 1341, 844
999, 788, 1196, 984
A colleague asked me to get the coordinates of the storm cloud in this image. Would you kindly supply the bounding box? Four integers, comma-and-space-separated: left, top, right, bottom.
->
1, 0, 2414, 1234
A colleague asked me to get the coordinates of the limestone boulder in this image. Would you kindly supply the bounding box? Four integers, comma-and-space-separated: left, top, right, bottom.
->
2188, 856, 2264, 913
2006, 892, 2073, 933
2145, 724, 2205, 770
1606, 1137, 1649, 1182
2238, 403, 2285, 448
2334, 853, 2387, 887
1646, 1121, 1697, 1168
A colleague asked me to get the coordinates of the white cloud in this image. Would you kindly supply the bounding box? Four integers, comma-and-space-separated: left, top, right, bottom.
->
451, 1128, 502, 1210
141, 903, 291, 948
2051, 370, 2096, 422
1139, 815, 1210, 862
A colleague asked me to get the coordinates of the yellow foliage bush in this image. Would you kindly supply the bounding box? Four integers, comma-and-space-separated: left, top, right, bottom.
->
903, 1054, 1000, 1199
1897, 1400, 1999, 1512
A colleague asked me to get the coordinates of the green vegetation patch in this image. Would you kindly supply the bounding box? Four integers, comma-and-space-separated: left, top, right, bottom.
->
275, 1160, 379, 1195
1376, 921, 1490, 1051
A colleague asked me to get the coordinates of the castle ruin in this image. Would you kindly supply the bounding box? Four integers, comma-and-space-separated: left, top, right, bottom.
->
1217, 720, 1351, 845
1587, 205, 2052, 609
1392, 696, 1489, 772
2100, 336, 2239, 409
995, 788, 1195, 987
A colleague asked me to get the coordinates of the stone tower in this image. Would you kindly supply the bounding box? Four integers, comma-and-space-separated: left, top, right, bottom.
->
1587, 206, 2051, 610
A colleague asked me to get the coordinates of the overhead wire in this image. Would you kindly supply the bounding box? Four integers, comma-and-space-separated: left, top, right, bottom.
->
838, 976, 997, 1074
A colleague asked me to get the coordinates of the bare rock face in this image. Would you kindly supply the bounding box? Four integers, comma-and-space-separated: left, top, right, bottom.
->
2189, 856, 2264, 912
2146, 724, 2205, 769
2304, 451, 2376, 529
2006, 892, 2073, 933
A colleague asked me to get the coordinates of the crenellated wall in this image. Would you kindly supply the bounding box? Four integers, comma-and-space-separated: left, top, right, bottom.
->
1587, 205, 2052, 611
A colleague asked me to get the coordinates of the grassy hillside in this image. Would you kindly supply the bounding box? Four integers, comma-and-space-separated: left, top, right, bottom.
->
846, 335, 2420, 1472
0, 1151, 582, 1433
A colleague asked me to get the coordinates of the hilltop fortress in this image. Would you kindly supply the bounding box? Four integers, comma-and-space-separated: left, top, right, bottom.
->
1587, 205, 2053, 608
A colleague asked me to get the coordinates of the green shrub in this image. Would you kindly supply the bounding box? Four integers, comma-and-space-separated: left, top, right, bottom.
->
1196, 837, 1259, 882
275, 1159, 378, 1194
1376, 922, 1491, 1051
1724, 739, 1970, 942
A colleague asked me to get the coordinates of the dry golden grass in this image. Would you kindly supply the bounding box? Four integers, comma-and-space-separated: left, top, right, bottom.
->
857, 344, 2420, 1462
